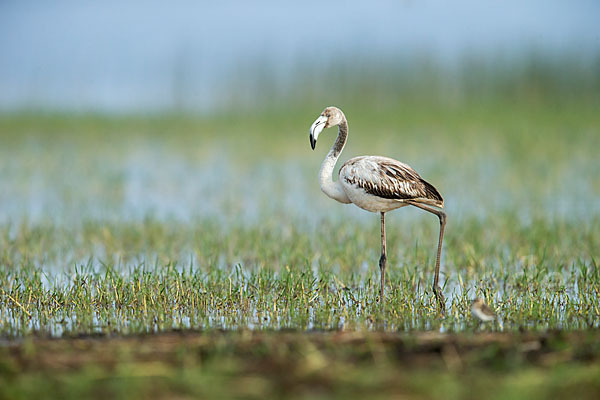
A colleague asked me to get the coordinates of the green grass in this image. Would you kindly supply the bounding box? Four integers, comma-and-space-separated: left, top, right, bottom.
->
1, 96, 599, 337
2, 330, 600, 400
1, 58, 600, 397
0, 215, 599, 337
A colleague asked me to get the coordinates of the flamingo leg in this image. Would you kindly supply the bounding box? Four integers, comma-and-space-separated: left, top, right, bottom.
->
379, 212, 387, 302
407, 201, 447, 312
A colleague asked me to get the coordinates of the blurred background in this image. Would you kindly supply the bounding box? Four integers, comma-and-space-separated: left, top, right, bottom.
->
0, 0, 599, 228
1, 0, 599, 112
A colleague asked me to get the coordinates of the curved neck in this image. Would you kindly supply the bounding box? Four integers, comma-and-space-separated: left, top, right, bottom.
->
331, 119, 348, 158
319, 119, 351, 204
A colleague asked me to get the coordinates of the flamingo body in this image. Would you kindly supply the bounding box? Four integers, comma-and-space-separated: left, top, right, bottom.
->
339, 156, 443, 213
308, 106, 447, 311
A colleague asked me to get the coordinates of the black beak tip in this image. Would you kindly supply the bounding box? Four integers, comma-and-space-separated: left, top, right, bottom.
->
310, 135, 316, 150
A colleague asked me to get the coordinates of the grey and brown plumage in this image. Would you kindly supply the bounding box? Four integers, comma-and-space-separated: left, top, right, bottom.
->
309, 106, 447, 311
341, 156, 443, 206
471, 298, 497, 322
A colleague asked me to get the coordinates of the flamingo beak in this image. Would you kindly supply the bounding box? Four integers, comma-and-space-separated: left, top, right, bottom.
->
309, 115, 327, 150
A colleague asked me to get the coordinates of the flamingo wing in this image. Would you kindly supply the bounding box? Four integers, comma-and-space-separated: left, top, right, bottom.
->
340, 156, 443, 207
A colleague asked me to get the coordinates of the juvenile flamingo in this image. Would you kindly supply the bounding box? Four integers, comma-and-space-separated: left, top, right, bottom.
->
309, 106, 447, 311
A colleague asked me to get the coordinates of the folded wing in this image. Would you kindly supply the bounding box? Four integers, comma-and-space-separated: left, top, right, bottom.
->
340, 156, 443, 207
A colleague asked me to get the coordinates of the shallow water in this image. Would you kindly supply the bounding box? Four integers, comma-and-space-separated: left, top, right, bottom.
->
0, 116, 598, 336
1, 136, 598, 227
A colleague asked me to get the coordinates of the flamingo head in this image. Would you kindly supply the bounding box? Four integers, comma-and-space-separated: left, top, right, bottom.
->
309, 106, 345, 150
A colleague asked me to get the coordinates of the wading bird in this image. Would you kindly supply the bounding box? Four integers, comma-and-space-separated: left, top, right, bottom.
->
471, 298, 496, 322
309, 106, 447, 311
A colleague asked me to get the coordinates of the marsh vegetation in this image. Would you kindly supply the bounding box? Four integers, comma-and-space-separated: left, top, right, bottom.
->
1, 58, 599, 398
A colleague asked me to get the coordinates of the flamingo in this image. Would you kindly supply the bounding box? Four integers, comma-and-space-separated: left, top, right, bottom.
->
309, 106, 447, 311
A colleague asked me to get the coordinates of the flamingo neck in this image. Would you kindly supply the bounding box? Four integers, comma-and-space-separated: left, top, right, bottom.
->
319, 120, 351, 204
